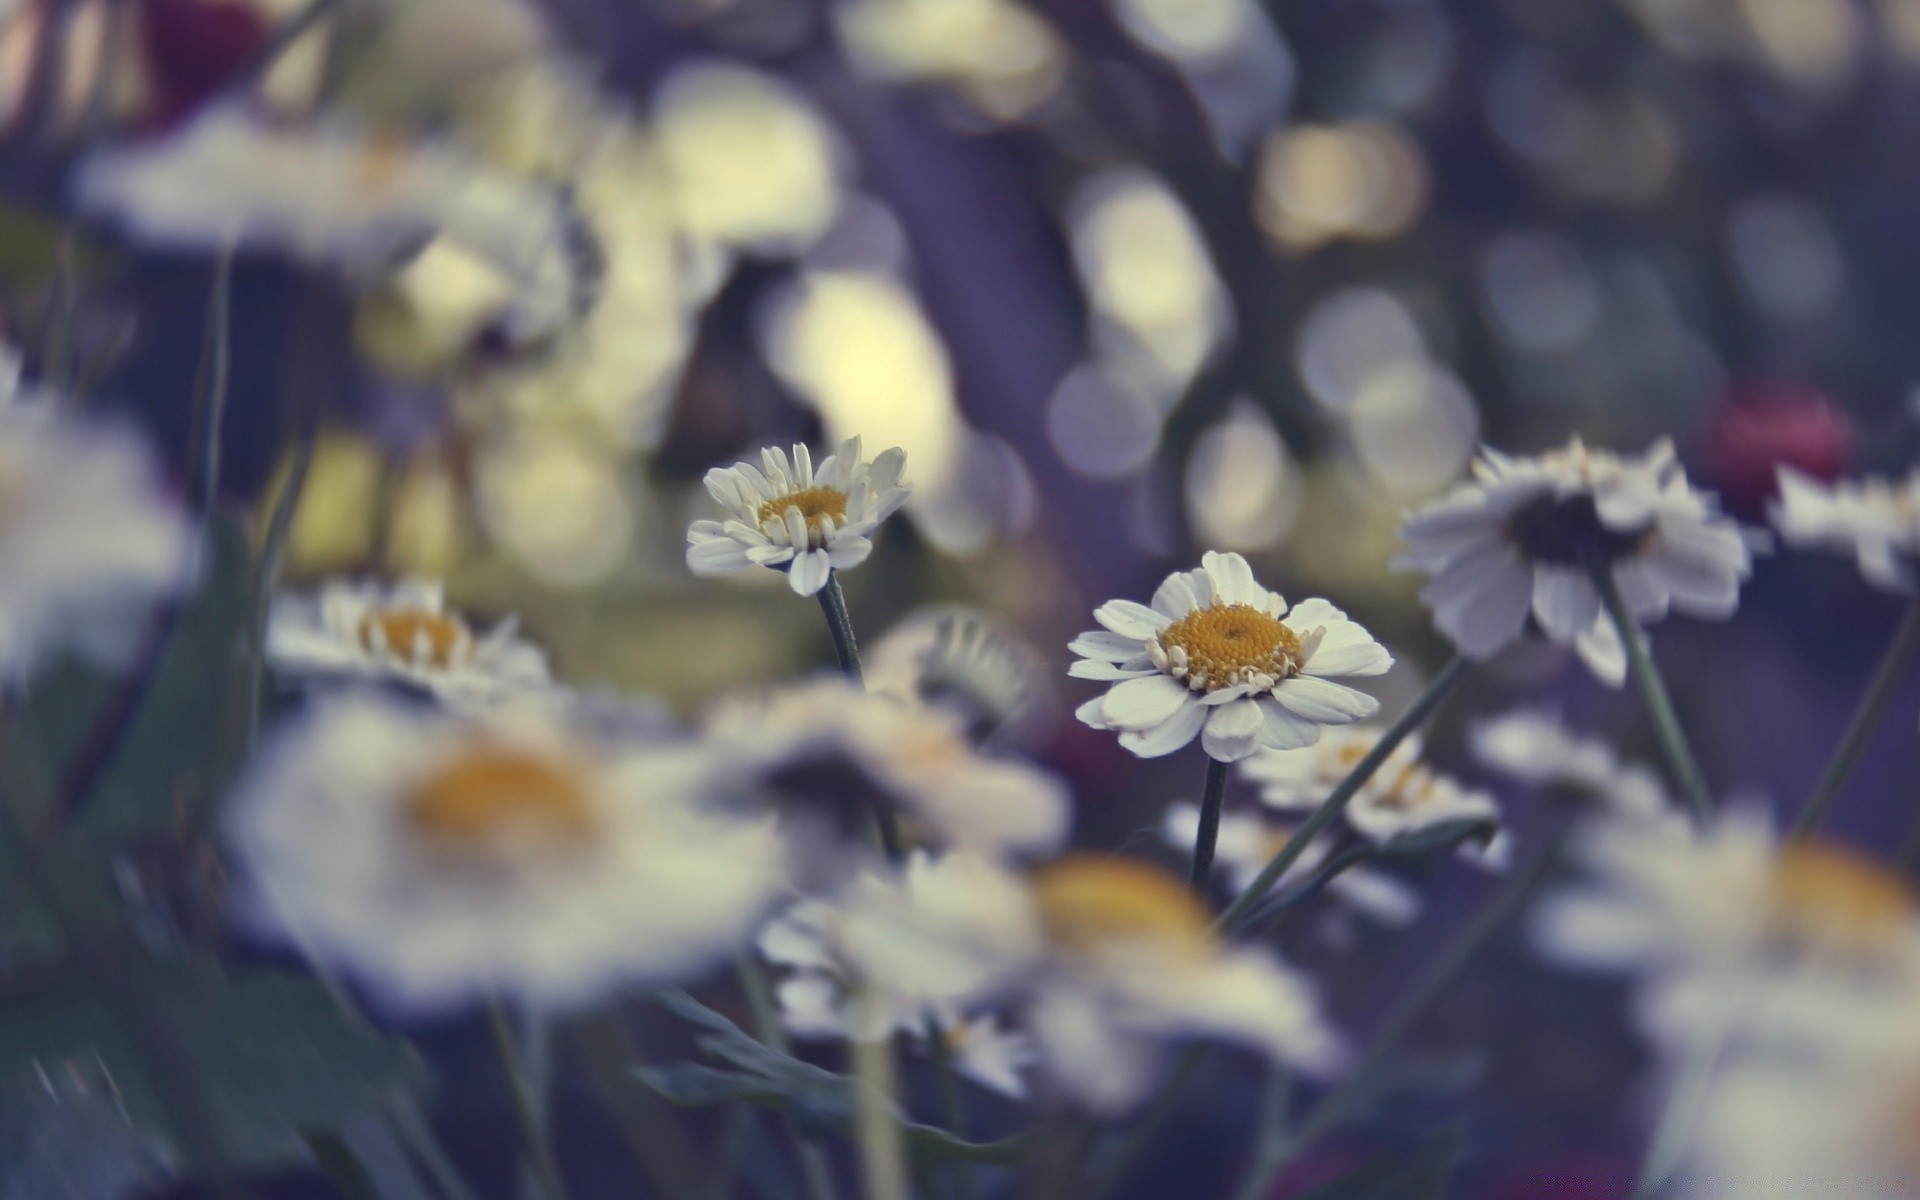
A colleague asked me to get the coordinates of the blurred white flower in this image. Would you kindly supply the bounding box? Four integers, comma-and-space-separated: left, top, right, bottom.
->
1160, 803, 1421, 927
1772, 466, 1920, 591
1070, 551, 1391, 763
1397, 439, 1755, 684
267, 579, 552, 709
686, 437, 910, 596
703, 677, 1069, 882
758, 852, 1040, 1097
0, 391, 193, 681
1471, 708, 1669, 817
866, 607, 1041, 745
76, 104, 573, 300
225, 692, 783, 1013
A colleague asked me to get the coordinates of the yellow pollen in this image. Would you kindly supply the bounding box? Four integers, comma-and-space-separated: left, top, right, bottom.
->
1034, 856, 1215, 957
758, 487, 848, 529
406, 748, 596, 853
1770, 843, 1917, 949
1158, 603, 1301, 691
359, 609, 468, 667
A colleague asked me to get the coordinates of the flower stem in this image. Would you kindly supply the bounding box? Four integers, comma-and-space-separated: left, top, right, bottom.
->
187, 245, 235, 517
1215, 657, 1471, 936
925, 1030, 980, 1200
485, 1001, 573, 1200
1588, 562, 1714, 825
389, 1101, 485, 1200
852, 998, 909, 1200
1233, 832, 1567, 1197
1190, 757, 1230, 896
1790, 595, 1920, 839
1630, 1019, 1730, 1199
735, 958, 842, 1200
814, 570, 908, 862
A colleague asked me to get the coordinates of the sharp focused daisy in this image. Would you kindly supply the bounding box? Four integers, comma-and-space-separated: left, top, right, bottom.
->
1772, 466, 1920, 591
702, 678, 1069, 885
1396, 439, 1755, 684
266, 579, 553, 709
1070, 551, 1391, 762
225, 692, 782, 1013
686, 437, 910, 596
0, 396, 194, 682
867, 607, 1042, 745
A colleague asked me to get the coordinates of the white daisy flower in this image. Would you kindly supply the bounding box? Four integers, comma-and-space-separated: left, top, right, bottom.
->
1160, 803, 1421, 927
757, 852, 1041, 1097
225, 691, 782, 1013
1069, 551, 1391, 763
703, 678, 1069, 883
0, 399, 194, 682
1240, 725, 1502, 850
1396, 438, 1755, 684
1772, 466, 1920, 591
686, 437, 911, 596
76, 105, 574, 299
1471, 708, 1669, 818
866, 607, 1042, 745
819, 852, 1343, 1114
266, 579, 553, 709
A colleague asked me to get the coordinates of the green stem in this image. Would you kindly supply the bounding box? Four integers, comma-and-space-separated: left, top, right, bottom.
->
1227, 1069, 1295, 1200
736, 958, 842, 1200
485, 1001, 573, 1200
244, 411, 318, 749
1235, 832, 1567, 1195
926, 1029, 980, 1200
1190, 757, 1230, 896
1791, 595, 1920, 839
1215, 657, 1471, 936
188, 246, 235, 516
1630, 1020, 1730, 1199
388, 1101, 485, 1200
852, 1013, 909, 1200
814, 570, 907, 862
1589, 562, 1714, 824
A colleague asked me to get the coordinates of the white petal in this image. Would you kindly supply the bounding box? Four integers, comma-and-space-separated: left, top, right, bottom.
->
1150, 572, 1201, 618
1068, 659, 1156, 681
1070, 630, 1147, 661
687, 536, 752, 575
1575, 615, 1628, 687
1201, 699, 1267, 762
1202, 551, 1259, 606
826, 535, 873, 569
1256, 699, 1321, 751
1270, 677, 1378, 725
1530, 566, 1601, 642
1093, 599, 1168, 639
788, 550, 832, 596
1118, 701, 1207, 757
1100, 674, 1192, 728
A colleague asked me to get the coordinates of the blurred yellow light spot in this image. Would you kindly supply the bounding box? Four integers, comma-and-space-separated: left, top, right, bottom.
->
1741, 0, 1861, 90
768, 271, 963, 495
358, 609, 469, 666
388, 457, 468, 578
408, 747, 595, 855
1114, 0, 1248, 63
1255, 123, 1428, 251
357, 238, 520, 377
1185, 404, 1300, 551
656, 63, 840, 254
1035, 856, 1215, 957
477, 433, 636, 587
268, 432, 383, 577
838, 0, 1066, 121
1347, 364, 1480, 500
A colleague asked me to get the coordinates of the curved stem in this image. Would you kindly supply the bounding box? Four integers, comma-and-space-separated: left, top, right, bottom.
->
925, 1032, 979, 1200
1234, 833, 1567, 1196
817, 572, 865, 683
852, 1001, 909, 1200
1215, 657, 1471, 936
485, 1001, 573, 1200
1791, 595, 1920, 839
188, 246, 235, 517
1190, 757, 1230, 896
735, 958, 842, 1200
1588, 562, 1714, 825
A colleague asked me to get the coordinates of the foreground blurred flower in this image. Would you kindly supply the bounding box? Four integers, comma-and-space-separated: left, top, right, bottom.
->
817, 852, 1342, 1113
867, 607, 1041, 744
1071, 551, 1390, 762
0, 377, 193, 681
1159, 804, 1421, 928
1243, 725, 1502, 850
226, 692, 781, 1013
686, 438, 910, 596
1471, 708, 1668, 817
1397, 439, 1754, 684
1772, 467, 1920, 591
703, 677, 1068, 884
758, 852, 1039, 1097
267, 579, 552, 709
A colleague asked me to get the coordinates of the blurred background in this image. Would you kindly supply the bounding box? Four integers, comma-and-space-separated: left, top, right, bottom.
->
3, 0, 1919, 1194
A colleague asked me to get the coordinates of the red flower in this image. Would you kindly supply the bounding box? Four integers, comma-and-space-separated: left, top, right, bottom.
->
1705, 384, 1852, 518
140, 0, 270, 127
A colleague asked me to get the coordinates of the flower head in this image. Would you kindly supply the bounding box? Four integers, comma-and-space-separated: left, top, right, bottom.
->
686, 437, 910, 596
1471, 708, 1668, 817
0, 393, 194, 682
1397, 439, 1755, 684
702, 678, 1069, 885
266, 579, 552, 710
225, 692, 782, 1013
867, 607, 1042, 745
1771, 466, 1920, 591
1070, 551, 1391, 762
1240, 725, 1501, 852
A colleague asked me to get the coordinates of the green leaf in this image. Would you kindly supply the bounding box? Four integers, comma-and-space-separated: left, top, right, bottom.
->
0, 964, 423, 1172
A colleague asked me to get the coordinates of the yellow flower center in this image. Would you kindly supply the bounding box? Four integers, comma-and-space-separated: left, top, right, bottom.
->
758, 486, 848, 529
1770, 843, 1917, 951
1034, 856, 1215, 957
1157, 603, 1302, 691
358, 609, 469, 667
406, 747, 596, 856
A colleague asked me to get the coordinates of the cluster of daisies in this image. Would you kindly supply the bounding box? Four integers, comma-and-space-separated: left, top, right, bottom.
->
14, 292, 1920, 1188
